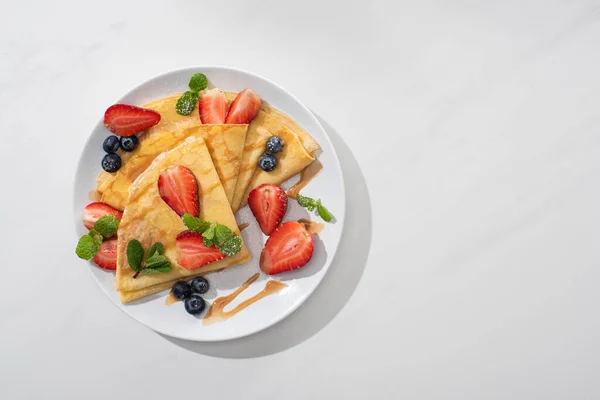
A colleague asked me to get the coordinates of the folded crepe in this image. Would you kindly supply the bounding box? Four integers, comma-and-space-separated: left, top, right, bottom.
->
98, 123, 247, 210
224, 92, 320, 212
116, 136, 251, 303
230, 114, 316, 212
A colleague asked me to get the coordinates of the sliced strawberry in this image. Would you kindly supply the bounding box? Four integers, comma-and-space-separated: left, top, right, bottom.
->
93, 239, 117, 270
225, 89, 261, 124
176, 230, 226, 270
199, 89, 228, 124
248, 184, 287, 235
104, 104, 161, 137
83, 202, 123, 230
158, 165, 199, 217
260, 221, 314, 275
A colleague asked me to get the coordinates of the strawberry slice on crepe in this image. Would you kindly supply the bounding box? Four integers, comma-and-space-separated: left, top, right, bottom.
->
199, 89, 229, 124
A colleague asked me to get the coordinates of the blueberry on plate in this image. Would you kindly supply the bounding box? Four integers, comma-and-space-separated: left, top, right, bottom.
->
101, 153, 121, 172
265, 136, 284, 154
103, 135, 120, 153
119, 135, 139, 152
190, 276, 209, 294
258, 153, 277, 172
184, 294, 206, 315
171, 281, 192, 300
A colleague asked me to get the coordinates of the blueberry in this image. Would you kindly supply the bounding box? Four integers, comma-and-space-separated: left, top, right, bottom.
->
184, 294, 206, 315
103, 135, 120, 153
258, 153, 277, 172
265, 136, 284, 154
171, 281, 192, 300
119, 135, 139, 152
101, 153, 121, 172
190, 277, 209, 294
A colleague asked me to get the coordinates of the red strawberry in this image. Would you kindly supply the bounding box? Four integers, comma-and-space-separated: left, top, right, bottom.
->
176, 230, 226, 270
248, 184, 287, 235
260, 221, 314, 275
82, 202, 123, 230
158, 165, 199, 217
93, 239, 117, 270
225, 89, 261, 124
199, 89, 228, 124
104, 104, 161, 137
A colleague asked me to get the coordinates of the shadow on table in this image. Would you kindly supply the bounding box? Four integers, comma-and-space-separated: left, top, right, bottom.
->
161, 115, 372, 358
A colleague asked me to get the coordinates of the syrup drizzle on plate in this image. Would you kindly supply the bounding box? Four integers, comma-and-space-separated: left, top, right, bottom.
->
203, 273, 288, 326
286, 160, 323, 199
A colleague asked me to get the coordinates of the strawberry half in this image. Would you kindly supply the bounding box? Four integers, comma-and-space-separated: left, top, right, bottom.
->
158, 165, 199, 217
176, 230, 226, 270
199, 89, 228, 124
260, 221, 314, 275
104, 104, 161, 137
93, 239, 118, 270
248, 184, 287, 235
82, 202, 123, 230
225, 89, 261, 124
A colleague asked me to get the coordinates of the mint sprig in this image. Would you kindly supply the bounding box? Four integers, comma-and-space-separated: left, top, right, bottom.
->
127, 239, 172, 278
76, 234, 101, 260
188, 73, 208, 92
296, 194, 334, 222
76, 215, 121, 261
180, 215, 242, 256
174, 73, 208, 115
175, 91, 200, 116
94, 215, 119, 238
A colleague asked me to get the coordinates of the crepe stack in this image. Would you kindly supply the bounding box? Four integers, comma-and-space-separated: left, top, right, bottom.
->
116, 136, 251, 303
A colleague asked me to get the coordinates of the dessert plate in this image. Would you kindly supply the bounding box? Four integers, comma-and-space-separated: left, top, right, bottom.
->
73, 66, 346, 341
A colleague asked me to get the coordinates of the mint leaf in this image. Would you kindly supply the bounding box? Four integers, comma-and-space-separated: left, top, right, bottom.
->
214, 224, 233, 246
316, 200, 333, 222
296, 194, 318, 211
76, 234, 100, 260
88, 229, 104, 246
175, 91, 200, 116
202, 221, 217, 241
147, 242, 164, 258
203, 237, 214, 248
217, 234, 242, 256
142, 254, 172, 274
94, 215, 119, 238
126, 239, 144, 272
182, 213, 211, 233
188, 73, 208, 92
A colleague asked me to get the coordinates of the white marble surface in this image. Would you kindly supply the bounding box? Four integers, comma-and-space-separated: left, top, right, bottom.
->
1, 0, 600, 398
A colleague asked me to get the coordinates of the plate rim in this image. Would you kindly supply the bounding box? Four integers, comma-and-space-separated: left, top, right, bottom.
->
73, 65, 346, 341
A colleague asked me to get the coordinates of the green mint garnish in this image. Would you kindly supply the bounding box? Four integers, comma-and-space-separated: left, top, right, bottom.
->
188, 73, 208, 92
94, 215, 119, 238
175, 91, 200, 116
142, 253, 172, 274
214, 224, 233, 246
296, 194, 334, 222
182, 213, 211, 233
296, 194, 318, 211
217, 234, 242, 256
316, 200, 333, 222
147, 242, 165, 258
76, 234, 101, 260
202, 221, 217, 242
88, 229, 104, 246
126, 239, 144, 272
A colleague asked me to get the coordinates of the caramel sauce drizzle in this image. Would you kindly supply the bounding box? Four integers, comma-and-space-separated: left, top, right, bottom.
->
203, 273, 288, 326
164, 292, 179, 306
286, 160, 323, 199
237, 222, 249, 232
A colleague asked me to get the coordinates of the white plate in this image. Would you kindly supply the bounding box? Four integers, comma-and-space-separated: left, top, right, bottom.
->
73, 66, 346, 341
